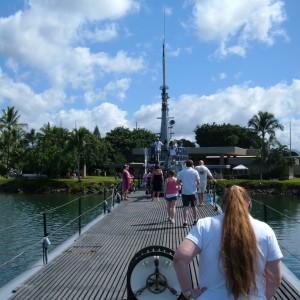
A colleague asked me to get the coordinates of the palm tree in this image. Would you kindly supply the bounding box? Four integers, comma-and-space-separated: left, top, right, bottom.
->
0, 106, 27, 174
248, 111, 284, 179
35, 123, 71, 177
24, 128, 37, 148
67, 127, 90, 181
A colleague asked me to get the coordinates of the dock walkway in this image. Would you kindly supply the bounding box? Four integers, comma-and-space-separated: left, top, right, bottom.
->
6, 190, 300, 299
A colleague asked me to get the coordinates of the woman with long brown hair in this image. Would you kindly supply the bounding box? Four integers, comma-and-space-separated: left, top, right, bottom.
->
174, 185, 282, 299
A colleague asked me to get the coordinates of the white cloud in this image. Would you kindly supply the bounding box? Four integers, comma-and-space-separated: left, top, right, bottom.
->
0, 69, 64, 113
105, 78, 132, 102
0, 0, 144, 91
0, 0, 299, 154
54, 103, 129, 135
219, 72, 227, 80
168, 48, 181, 57
187, 0, 287, 57
80, 23, 119, 43
135, 80, 300, 148
164, 6, 173, 16
2, 57, 300, 149
28, 0, 140, 21
83, 77, 132, 105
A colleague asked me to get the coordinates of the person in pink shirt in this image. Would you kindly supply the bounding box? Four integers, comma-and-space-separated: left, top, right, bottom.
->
122, 165, 133, 200
164, 169, 181, 224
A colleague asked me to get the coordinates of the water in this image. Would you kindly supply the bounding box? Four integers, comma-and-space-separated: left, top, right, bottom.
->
0, 193, 299, 288
250, 194, 300, 280
0, 193, 107, 288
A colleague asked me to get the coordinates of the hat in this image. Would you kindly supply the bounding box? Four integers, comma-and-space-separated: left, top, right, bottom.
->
123, 164, 129, 168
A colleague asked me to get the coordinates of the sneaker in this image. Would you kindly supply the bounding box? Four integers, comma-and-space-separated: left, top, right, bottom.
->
170, 219, 175, 224
193, 220, 197, 226
183, 222, 188, 228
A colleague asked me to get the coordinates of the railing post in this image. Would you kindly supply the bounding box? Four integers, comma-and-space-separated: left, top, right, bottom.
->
99, 191, 102, 214
138, 174, 141, 188
212, 182, 218, 211
263, 203, 268, 223
43, 211, 47, 237
103, 200, 107, 214
78, 197, 82, 236
42, 211, 50, 265
116, 183, 121, 203
112, 187, 115, 208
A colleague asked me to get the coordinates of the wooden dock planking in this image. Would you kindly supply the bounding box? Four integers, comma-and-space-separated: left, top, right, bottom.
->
6, 190, 300, 300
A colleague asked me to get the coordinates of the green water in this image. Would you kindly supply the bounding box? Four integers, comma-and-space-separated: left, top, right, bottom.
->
250, 194, 300, 280
0, 193, 107, 287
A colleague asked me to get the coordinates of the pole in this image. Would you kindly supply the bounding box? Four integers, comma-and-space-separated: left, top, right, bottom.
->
112, 187, 115, 208
78, 197, 82, 236
42, 211, 50, 265
43, 211, 47, 237
263, 203, 268, 223
290, 121, 292, 156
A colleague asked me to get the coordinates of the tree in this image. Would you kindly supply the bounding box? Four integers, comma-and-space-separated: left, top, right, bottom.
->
80, 130, 113, 174
262, 140, 295, 178
179, 139, 196, 147
24, 129, 37, 148
0, 106, 28, 173
8, 128, 27, 172
93, 125, 101, 138
248, 111, 284, 179
67, 127, 90, 181
194, 123, 260, 148
32, 124, 71, 177
131, 128, 157, 148
105, 127, 156, 162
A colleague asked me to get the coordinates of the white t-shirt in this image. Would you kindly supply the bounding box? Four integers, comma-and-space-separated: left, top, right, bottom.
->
186, 214, 283, 299
177, 167, 200, 195
154, 141, 163, 151
195, 165, 212, 182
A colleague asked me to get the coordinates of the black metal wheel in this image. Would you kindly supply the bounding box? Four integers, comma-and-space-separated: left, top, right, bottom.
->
127, 245, 186, 300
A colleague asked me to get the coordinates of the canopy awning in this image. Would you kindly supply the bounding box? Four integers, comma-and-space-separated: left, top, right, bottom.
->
232, 164, 248, 170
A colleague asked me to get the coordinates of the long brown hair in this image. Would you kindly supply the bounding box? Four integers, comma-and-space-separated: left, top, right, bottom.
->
221, 186, 258, 299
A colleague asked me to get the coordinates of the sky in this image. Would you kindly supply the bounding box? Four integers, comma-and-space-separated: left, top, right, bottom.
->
0, 0, 300, 152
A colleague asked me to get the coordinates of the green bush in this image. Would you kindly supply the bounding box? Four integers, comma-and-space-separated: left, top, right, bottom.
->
0, 177, 118, 194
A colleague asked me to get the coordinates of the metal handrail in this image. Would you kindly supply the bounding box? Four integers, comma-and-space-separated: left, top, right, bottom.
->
0, 184, 118, 270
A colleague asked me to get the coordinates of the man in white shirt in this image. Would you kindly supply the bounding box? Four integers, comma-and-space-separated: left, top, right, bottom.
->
195, 160, 216, 206
177, 160, 200, 227
154, 138, 163, 162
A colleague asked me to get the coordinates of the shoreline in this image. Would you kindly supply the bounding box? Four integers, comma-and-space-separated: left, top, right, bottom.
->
1, 177, 300, 196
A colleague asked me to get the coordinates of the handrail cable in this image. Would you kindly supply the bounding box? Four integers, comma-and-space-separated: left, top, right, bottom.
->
47, 196, 111, 238
279, 243, 300, 263
0, 212, 44, 233
0, 189, 102, 233
0, 196, 81, 233
45, 196, 81, 213
251, 198, 300, 225
0, 191, 113, 271
212, 182, 300, 225
0, 237, 44, 269
46, 189, 101, 214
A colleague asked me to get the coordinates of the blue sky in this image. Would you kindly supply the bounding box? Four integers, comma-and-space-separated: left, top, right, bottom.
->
0, 0, 300, 152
